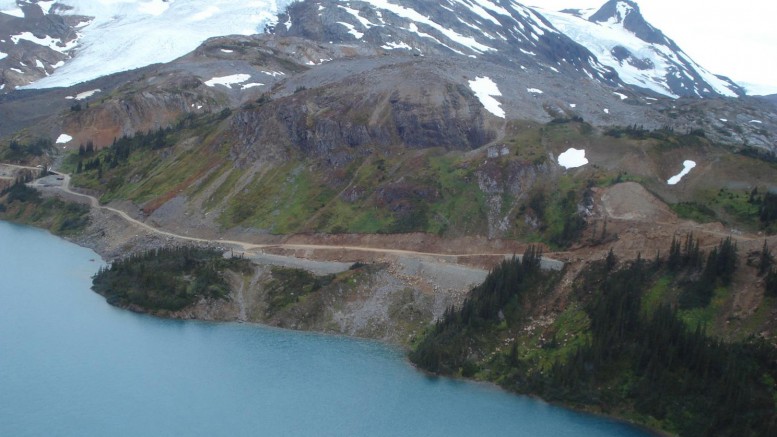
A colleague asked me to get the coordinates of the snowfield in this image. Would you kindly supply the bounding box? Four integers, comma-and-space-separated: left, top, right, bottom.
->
66, 89, 101, 100
0, 0, 23, 18
667, 160, 697, 185
56, 134, 73, 144
468, 76, 505, 118
204, 74, 252, 88
22, 0, 298, 89
558, 148, 588, 169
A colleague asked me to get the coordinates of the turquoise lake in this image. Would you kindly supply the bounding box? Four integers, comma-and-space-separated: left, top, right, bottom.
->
0, 221, 652, 436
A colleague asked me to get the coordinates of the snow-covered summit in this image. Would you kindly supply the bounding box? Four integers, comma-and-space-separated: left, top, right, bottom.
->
541, 0, 744, 98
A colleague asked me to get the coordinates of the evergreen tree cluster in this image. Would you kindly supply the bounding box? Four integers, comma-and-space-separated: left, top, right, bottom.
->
543, 257, 775, 437
760, 242, 777, 297
410, 247, 547, 375
92, 246, 251, 311
411, 237, 777, 436
0, 176, 42, 204
667, 234, 738, 309
604, 125, 706, 146
2, 138, 52, 160
75, 128, 172, 176
760, 192, 777, 229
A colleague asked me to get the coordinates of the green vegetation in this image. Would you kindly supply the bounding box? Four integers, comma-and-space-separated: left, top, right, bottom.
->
264, 267, 334, 316
0, 138, 53, 163
65, 114, 776, 243
670, 188, 777, 234
0, 178, 89, 235
410, 238, 777, 436
605, 124, 707, 147
515, 176, 591, 249
68, 112, 228, 208
670, 202, 717, 223
410, 247, 554, 375
92, 247, 251, 311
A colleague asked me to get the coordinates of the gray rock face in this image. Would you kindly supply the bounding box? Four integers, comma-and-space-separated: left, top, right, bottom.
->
0, 1, 85, 92
273, 0, 621, 86
589, 0, 665, 45
229, 59, 496, 167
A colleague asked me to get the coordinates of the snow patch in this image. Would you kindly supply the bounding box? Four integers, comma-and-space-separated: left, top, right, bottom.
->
381, 41, 412, 50
603, 108, 610, 114
338, 5, 377, 29
67, 89, 101, 100
0, 7, 23, 18
220, 49, 234, 53
0, 52, 7, 61
35, 59, 45, 69
558, 148, 588, 169
262, 71, 285, 77
56, 134, 73, 144
750, 120, 763, 124
338, 22, 364, 39
526, 88, 543, 94
468, 76, 505, 118
204, 74, 251, 88
361, 0, 494, 53
11, 32, 78, 54
241, 82, 264, 90
613, 92, 628, 100
569, 103, 577, 108
38, 1, 56, 15
667, 160, 696, 185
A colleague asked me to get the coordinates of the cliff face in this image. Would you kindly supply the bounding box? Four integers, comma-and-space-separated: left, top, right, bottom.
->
229, 62, 496, 167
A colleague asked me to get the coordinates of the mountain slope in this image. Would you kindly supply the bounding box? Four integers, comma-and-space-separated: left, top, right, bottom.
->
1, 0, 752, 102
274, 0, 619, 86
540, 0, 745, 98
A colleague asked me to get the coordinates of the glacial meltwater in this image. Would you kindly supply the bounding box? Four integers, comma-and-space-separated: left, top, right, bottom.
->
0, 222, 652, 436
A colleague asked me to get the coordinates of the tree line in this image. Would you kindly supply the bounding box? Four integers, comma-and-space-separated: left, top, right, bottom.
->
92, 246, 251, 311
410, 237, 777, 436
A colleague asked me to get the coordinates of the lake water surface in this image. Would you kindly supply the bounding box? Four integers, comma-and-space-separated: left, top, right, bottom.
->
0, 222, 651, 436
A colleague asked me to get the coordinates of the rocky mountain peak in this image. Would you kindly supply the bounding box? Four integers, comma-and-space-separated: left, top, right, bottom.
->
589, 0, 666, 45
541, 0, 744, 98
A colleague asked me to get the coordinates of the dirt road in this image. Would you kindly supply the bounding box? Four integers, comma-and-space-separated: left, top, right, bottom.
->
26, 172, 564, 273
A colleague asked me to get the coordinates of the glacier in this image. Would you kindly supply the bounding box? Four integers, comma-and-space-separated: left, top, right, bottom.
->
22, 0, 298, 89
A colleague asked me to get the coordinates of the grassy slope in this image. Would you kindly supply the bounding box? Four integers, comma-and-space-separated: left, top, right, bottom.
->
0, 183, 90, 236
65, 117, 777, 245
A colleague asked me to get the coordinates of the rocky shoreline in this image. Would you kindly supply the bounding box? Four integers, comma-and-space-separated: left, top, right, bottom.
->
17, 202, 481, 347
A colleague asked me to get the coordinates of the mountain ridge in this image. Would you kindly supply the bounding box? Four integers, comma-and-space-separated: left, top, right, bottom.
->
0, 0, 754, 101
